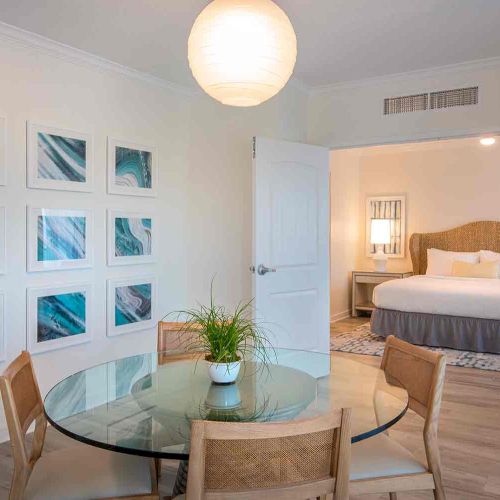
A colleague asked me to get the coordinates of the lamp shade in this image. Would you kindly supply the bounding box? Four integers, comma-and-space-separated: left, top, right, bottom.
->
188, 0, 297, 107
371, 219, 391, 245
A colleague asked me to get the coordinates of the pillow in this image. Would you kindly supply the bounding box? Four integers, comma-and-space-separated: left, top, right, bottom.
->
451, 260, 499, 279
479, 249, 500, 263
426, 248, 479, 276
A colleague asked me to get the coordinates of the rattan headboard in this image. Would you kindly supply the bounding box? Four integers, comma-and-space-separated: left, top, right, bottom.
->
410, 221, 500, 275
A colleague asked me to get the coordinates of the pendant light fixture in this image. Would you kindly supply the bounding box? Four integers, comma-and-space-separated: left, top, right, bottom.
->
188, 0, 297, 107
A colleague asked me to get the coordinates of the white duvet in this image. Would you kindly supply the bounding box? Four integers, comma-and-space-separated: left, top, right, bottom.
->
373, 275, 500, 320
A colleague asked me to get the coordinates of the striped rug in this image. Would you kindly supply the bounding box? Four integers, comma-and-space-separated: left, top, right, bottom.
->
330, 322, 500, 372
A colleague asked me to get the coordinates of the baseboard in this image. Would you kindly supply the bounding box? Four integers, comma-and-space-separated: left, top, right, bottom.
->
330, 309, 352, 323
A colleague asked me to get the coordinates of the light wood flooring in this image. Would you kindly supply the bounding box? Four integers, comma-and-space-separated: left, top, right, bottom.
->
0, 317, 499, 499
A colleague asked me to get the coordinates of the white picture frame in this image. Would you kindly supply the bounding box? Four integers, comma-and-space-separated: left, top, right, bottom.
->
0, 116, 6, 186
27, 122, 93, 192
27, 283, 92, 354
107, 209, 156, 266
27, 207, 93, 272
0, 207, 5, 274
107, 275, 157, 337
107, 137, 157, 197
0, 291, 5, 361
366, 194, 406, 258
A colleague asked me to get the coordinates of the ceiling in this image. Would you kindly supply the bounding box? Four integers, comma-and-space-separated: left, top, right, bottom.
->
0, 0, 499, 89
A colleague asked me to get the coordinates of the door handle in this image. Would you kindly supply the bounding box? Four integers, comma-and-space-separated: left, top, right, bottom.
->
257, 264, 276, 275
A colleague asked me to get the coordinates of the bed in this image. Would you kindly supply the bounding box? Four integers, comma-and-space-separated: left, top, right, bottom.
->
370, 221, 500, 353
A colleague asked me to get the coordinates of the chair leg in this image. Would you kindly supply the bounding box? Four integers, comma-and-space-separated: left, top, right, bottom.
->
433, 483, 446, 500
155, 458, 161, 479
389, 493, 397, 500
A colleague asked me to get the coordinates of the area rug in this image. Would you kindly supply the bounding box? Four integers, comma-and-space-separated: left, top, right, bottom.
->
330, 322, 500, 372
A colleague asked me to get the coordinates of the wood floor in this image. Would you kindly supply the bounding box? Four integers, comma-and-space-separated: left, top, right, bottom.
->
0, 317, 499, 499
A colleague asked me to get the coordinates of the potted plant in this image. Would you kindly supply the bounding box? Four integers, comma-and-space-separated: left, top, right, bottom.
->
172, 284, 273, 384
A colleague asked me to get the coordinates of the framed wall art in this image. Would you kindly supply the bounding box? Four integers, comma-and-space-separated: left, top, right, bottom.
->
27, 122, 93, 192
366, 194, 406, 258
27, 207, 93, 272
27, 283, 92, 354
107, 138, 157, 197
107, 276, 156, 337
107, 209, 155, 266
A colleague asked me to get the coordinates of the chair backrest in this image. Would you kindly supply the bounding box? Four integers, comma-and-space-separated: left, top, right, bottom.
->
185, 409, 352, 500
381, 335, 446, 428
157, 321, 201, 364
0, 351, 47, 497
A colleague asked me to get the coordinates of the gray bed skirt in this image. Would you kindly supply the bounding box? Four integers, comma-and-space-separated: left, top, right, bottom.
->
371, 308, 500, 354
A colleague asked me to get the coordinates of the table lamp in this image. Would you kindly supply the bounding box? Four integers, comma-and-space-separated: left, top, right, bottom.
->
371, 219, 391, 272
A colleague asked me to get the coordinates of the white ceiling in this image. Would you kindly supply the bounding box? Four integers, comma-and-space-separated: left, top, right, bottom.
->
0, 0, 499, 89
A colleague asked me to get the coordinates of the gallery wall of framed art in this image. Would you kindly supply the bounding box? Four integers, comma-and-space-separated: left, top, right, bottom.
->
0, 40, 193, 400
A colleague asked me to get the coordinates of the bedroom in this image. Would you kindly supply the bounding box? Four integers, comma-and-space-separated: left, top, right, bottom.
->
331, 134, 500, 352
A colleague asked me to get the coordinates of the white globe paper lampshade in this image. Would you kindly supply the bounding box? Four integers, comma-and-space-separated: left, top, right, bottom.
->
188, 0, 297, 107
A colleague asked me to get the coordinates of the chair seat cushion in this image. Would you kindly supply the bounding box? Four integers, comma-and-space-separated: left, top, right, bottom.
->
25, 443, 153, 500
350, 434, 427, 481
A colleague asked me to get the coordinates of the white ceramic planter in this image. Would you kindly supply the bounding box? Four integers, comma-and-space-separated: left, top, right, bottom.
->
207, 359, 241, 384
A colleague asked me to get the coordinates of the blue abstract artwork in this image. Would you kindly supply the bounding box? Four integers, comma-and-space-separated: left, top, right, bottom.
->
37, 215, 86, 261
115, 283, 152, 327
37, 132, 86, 183
115, 146, 152, 189
115, 217, 152, 257
37, 292, 86, 343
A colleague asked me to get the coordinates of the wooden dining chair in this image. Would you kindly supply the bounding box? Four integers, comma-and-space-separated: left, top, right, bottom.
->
0, 351, 159, 500
157, 321, 200, 365
173, 409, 352, 500
350, 335, 446, 500
156, 321, 201, 487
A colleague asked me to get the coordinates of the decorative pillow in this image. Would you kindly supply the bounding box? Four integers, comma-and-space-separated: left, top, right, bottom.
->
426, 248, 479, 276
479, 249, 500, 263
451, 260, 499, 279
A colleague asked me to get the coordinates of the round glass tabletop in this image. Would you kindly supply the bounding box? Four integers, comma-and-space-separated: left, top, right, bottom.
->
44, 349, 408, 460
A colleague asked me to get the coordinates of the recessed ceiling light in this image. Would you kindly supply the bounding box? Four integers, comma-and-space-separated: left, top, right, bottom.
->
480, 137, 496, 146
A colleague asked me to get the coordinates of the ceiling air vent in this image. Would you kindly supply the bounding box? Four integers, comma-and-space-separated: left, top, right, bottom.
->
429, 86, 478, 110
383, 93, 428, 115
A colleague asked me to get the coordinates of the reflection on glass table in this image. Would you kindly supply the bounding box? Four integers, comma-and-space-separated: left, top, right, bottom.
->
44, 349, 408, 460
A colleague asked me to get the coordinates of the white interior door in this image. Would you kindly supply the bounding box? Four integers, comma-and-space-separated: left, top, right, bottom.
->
252, 137, 330, 357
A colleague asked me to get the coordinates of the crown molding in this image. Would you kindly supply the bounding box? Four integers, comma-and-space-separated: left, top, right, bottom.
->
0, 21, 197, 97
310, 56, 500, 95
0, 21, 310, 99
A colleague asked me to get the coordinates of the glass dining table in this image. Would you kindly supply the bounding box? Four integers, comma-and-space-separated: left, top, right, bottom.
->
44, 349, 408, 493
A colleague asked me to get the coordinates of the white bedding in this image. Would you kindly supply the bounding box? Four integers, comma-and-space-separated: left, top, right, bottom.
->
373, 275, 500, 320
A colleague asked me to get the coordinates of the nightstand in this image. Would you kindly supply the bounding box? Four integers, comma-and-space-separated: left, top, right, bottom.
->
352, 270, 413, 317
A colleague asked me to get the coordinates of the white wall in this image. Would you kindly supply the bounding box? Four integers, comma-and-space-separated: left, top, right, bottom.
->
185, 85, 308, 308
308, 60, 500, 148
329, 150, 359, 321
0, 37, 308, 440
329, 137, 500, 317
